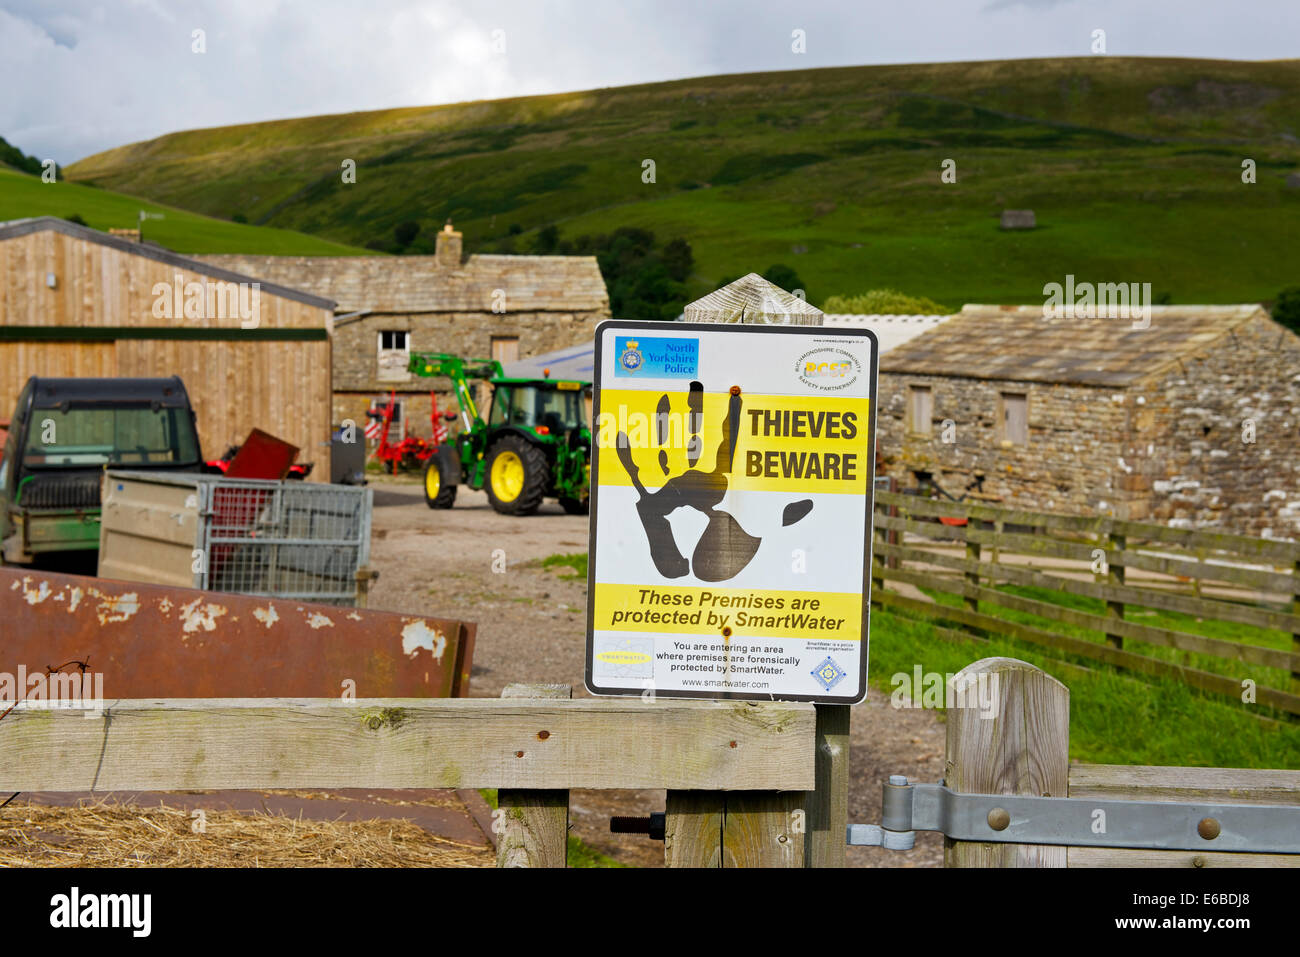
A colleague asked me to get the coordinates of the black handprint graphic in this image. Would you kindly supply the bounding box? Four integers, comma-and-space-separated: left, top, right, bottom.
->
614, 382, 812, 582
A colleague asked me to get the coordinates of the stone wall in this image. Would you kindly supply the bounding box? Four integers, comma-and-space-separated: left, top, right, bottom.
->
1124, 314, 1300, 538
877, 314, 1300, 537
333, 309, 602, 436
876, 373, 1137, 516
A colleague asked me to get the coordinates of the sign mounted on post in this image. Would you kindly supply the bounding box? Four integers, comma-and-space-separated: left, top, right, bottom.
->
585, 320, 879, 703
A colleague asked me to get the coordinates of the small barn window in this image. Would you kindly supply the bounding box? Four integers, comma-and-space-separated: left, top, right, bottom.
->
1000, 392, 1028, 445
907, 385, 933, 435
377, 330, 411, 382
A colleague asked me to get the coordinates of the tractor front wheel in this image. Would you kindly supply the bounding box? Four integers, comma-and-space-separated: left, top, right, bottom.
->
559, 497, 589, 516
423, 453, 457, 509
485, 436, 549, 515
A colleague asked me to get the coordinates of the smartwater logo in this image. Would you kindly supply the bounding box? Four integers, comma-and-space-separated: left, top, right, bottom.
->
50, 887, 151, 937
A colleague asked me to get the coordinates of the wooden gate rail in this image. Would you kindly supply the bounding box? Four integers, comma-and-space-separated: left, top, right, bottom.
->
0, 694, 817, 868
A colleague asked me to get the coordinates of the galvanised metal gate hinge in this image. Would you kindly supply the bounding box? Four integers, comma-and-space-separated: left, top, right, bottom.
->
847, 776, 1300, 854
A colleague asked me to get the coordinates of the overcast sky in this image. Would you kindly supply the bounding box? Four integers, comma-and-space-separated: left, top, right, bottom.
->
3, 0, 1296, 164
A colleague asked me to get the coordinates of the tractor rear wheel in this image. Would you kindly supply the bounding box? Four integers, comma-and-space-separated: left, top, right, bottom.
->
485, 435, 549, 515
423, 454, 457, 509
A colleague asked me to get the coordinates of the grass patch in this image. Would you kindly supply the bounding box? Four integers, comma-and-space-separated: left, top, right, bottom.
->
918, 581, 1294, 702
541, 553, 588, 581
0, 168, 371, 255
867, 605, 1300, 768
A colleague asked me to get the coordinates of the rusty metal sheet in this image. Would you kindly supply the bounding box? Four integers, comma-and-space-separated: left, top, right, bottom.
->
0, 566, 474, 699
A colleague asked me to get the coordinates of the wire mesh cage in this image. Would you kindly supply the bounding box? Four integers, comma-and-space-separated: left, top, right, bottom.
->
196, 477, 373, 604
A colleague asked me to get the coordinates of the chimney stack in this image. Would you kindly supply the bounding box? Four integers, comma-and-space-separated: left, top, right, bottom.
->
436, 220, 463, 269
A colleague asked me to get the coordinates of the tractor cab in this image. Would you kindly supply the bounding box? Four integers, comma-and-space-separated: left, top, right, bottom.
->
488, 378, 588, 441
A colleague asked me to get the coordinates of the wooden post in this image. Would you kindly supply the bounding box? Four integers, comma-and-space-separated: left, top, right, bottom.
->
871, 519, 886, 600
1291, 558, 1300, 696
804, 703, 849, 867
679, 273, 847, 869
1105, 532, 1126, 649
964, 519, 981, 613
944, 657, 1069, 868
664, 790, 806, 867
665, 792, 724, 867
496, 683, 570, 868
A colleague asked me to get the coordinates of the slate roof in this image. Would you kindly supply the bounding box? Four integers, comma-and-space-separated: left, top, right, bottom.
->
821, 313, 955, 352
195, 253, 610, 316
880, 304, 1269, 387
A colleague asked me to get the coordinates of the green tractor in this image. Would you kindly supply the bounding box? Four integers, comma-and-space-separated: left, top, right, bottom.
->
409, 352, 591, 516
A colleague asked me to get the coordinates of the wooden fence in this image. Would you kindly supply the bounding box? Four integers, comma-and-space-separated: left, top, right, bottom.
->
946, 657, 1300, 867
872, 490, 1300, 714
0, 686, 822, 868
0, 663, 1294, 866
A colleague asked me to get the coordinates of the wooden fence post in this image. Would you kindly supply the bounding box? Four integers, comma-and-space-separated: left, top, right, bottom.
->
671, 274, 842, 868
496, 683, 571, 868
965, 519, 981, 613
945, 657, 1070, 868
804, 703, 849, 867
1105, 532, 1126, 649
1292, 558, 1300, 696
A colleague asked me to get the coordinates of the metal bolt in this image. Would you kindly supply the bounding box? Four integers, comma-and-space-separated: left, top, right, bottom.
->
1193, 856, 1206, 868
889, 775, 909, 786
610, 812, 666, 841
987, 807, 1011, 831
537, 730, 550, 740
1197, 817, 1221, 841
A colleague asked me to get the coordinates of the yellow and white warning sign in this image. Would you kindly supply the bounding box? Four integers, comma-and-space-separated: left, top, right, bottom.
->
585, 320, 878, 703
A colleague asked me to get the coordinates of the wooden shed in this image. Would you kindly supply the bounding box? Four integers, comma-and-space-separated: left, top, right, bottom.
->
0, 217, 336, 475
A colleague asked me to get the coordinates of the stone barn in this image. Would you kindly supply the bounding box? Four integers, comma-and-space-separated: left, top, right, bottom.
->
877, 304, 1300, 537
200, 224, 609, 438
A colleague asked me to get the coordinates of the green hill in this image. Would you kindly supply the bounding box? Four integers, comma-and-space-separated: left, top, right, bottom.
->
66, 56, 1300, 304
0, 167, 372, 255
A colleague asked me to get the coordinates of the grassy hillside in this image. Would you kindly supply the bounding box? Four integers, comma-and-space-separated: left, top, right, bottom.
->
0, 167, 372, 255
66, 56, 1300, 304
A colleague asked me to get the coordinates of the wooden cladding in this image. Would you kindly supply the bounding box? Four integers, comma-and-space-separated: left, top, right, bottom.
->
0, 226, 336, 476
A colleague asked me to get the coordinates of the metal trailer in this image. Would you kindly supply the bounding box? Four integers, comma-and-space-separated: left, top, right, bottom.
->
99, 471, 373, 606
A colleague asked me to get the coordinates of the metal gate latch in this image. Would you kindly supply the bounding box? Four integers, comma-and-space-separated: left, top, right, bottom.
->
848, 775, 1300, 853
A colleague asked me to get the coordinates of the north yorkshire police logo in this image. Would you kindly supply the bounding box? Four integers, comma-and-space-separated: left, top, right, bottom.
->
620, 339, 643, 373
